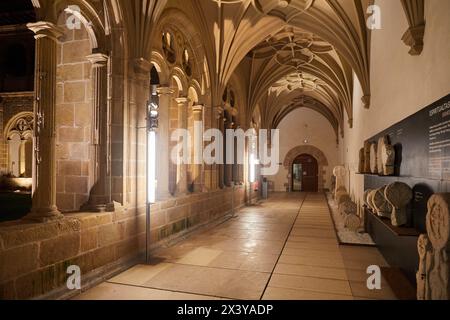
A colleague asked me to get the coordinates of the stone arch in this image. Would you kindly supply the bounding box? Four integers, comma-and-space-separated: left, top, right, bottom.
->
4, 112, 34, 178
4, 112, 34, 140
284, 145, 329, 192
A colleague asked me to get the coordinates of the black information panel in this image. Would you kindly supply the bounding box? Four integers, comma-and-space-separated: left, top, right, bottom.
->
364, 93, 450, 284
365, 93, 450, 231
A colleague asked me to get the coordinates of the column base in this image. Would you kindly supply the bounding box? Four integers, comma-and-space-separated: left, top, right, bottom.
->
23, 207, 63, 223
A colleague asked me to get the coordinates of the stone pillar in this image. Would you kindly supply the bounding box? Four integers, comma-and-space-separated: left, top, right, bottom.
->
216, 106, 225, 189
84, 53, 111, 212
25, 22, 64, 222
156, 86, 174, 200
224, 113, 233, 187
175, 97, 190, 195
192, 105, 204, 192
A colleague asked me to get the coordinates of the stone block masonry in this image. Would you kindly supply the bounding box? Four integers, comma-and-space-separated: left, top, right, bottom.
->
0, 185, 247, 299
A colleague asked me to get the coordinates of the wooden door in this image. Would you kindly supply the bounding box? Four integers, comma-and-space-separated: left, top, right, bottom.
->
292, 154, 318, 192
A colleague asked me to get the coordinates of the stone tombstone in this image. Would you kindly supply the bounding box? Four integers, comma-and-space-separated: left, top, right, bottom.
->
367, 189, 378, 213
333, 166, 346, 198
384, 182, 413, 227
337, 193, 352, 206
372, 186, 393, 218
425, 194, 450, 300
377, 136, 386, 175
344, 213, 361, 232
364, 141, 371, 173
370, 142, 378, 174
379, 137, 396, 176
358, 148, 365, 173
363, 189, 372, 208
416, 234, 432, 300
339, 200, 357, 217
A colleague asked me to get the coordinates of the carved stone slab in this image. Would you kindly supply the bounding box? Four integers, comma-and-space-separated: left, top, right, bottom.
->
384, 182, 413, 227
339, 200, 357, 217
333, 166, 346, 198
417, 194, 450, 300
372, 186, 393, 218
416, 234, 432, 300
377, 136, 387, 175
364, 141, 371, 173
359, 148, 365, 173
380, 137, 396, 176
344, 213, 361, 232
367, 189, 378, 213
370, 142, 378, 174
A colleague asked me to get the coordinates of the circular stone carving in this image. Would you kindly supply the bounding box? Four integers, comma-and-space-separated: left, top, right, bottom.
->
372, 186, 393, 218
339, 201, 357, 217
344, 214, 361, 231
385, 182, 413, 227
367, 190, 378, 212
370, 143, 378, 174
337, 193, 351, 206
363, 189, 372, 207
426, 194, 450, 250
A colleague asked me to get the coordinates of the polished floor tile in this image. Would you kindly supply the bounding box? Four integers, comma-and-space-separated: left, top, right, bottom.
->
72, 193, 399, 301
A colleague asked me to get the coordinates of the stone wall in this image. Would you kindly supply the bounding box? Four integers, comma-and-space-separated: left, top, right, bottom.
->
55, 14, 93, 212
0, 186, 247, 299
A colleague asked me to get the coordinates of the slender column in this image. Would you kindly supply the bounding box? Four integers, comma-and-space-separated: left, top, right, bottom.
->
175, 97, 190, 195
25, 22, 64, 222
213, 106, 224, 190
192, 105, 204, 192
224, 113, 233, 187
84, 53, 110, 212
156, 86, 174, 200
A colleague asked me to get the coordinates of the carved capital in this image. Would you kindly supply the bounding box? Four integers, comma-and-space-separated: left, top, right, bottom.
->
156, 86, 175, 96
192, 104, 204, 113
27, 21, 64, 41
400, 0, 425, 56
175, 97, 191, 106
86, 53, 109, 68
402, 24, 425, 56
361, 95, 371, 109
133, 58, 152, 74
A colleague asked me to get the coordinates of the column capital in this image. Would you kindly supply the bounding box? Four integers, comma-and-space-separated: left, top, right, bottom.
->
192, 104, 204, 113
156, 86, 175, 96
27, 21, 64, 41
175, 97, 191, 105
86, 53, 109, 68
133, 58, 152, 74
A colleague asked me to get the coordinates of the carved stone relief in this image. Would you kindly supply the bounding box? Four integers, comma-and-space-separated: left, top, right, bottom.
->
364, 141, 371, 173
333, 166, 346, 198
370, 142, 378, 174
417, 194, 450, 300
358, 148, 365, 173
373, 186, 393, 218
384, 182, 413, 227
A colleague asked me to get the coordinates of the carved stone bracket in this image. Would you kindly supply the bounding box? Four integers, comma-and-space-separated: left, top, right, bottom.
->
400, 0, 426, 56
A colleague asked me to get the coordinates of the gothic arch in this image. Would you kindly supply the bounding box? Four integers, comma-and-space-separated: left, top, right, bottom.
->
284, 145, 329, 192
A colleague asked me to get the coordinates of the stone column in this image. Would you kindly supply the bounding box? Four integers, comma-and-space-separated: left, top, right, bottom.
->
175, 97, 190, 195
156, 86, 174, 200
192, 105, 204, 192
84, 53, 111, 212
25, 22, 64, 222
214, 106, 223, 190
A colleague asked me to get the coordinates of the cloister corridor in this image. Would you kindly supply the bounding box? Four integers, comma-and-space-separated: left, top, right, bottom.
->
74, 193, 395, 300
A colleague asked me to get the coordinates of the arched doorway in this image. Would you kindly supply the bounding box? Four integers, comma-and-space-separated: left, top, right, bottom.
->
284, 145, 328, 192
292, 154, 318, 192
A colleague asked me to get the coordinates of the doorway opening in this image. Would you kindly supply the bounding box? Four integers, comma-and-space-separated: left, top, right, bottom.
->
292, 154, 318, 192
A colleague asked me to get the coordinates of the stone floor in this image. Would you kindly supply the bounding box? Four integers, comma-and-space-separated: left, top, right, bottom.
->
73, 193, 397, 300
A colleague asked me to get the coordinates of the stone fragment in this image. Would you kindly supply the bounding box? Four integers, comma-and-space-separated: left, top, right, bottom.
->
384, 182, 413, 226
